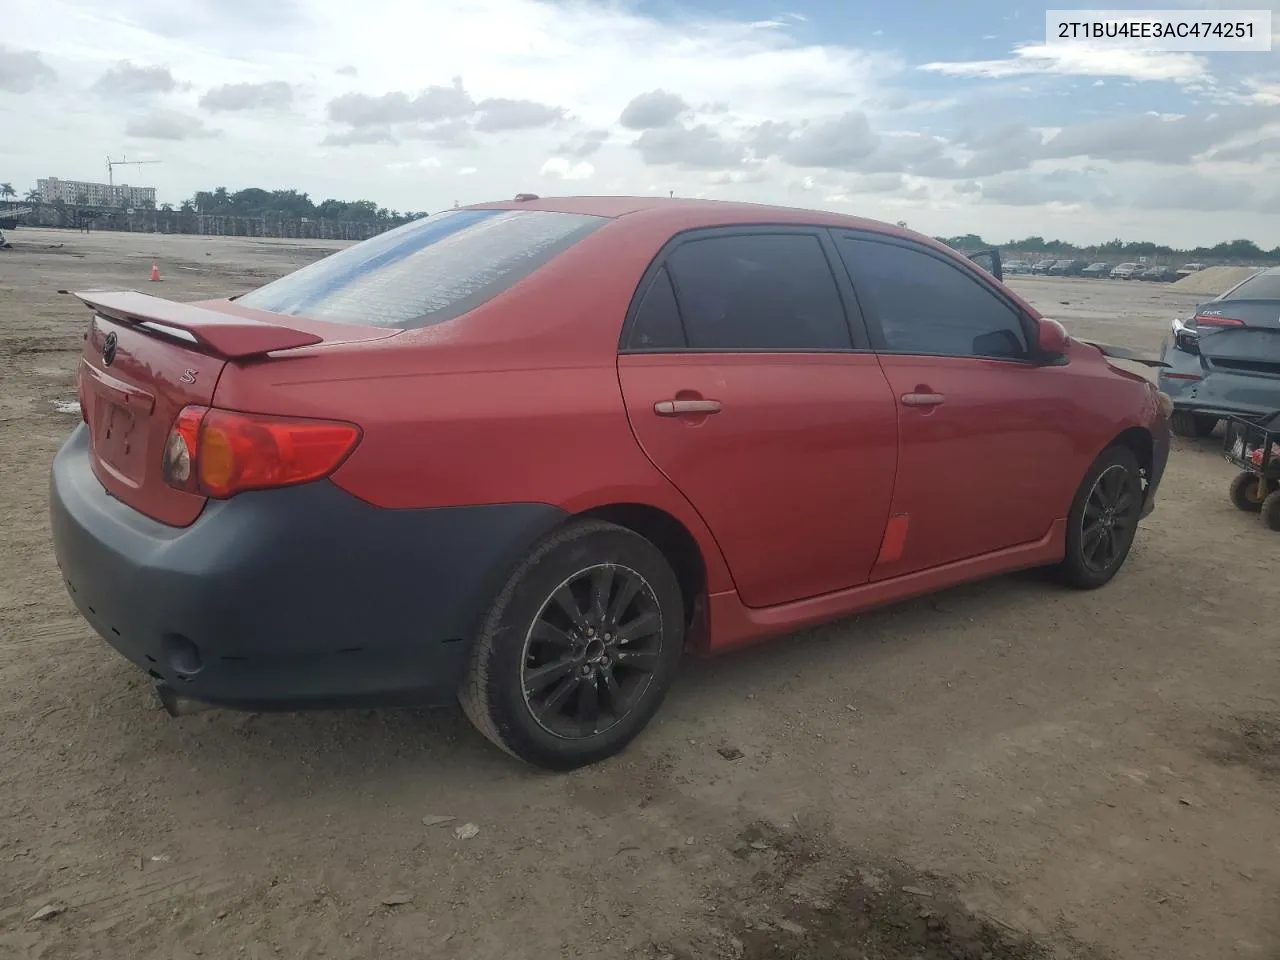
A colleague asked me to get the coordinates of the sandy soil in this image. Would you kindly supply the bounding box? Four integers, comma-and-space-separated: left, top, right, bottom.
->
2, 228, 1278, 960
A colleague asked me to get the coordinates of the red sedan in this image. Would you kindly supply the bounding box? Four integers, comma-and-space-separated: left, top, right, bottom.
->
50, 196, 1171, 769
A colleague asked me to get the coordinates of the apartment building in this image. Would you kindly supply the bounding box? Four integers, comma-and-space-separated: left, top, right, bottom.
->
36, 178, 157, 208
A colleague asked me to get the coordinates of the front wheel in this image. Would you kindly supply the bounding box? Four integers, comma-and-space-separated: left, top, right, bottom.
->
459, 519, 685, 770
1055, 446, 1145, 590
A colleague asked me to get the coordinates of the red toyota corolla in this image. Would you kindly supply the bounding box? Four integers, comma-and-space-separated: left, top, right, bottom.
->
50, 196, 1171, 769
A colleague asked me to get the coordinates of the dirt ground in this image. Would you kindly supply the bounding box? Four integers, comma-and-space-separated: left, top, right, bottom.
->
2, 227, 1278, 960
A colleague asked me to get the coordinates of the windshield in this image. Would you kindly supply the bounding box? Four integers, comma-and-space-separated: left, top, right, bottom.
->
1222, 270, 1280, 302
237, 208, 606, 329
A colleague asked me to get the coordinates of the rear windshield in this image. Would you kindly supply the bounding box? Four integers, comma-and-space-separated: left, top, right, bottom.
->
1222, 270, 1280, 302
237, 208, 606, 329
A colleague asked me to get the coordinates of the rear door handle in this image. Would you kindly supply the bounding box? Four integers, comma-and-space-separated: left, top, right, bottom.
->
654, 399, 722, 416
901, 392, 945, 408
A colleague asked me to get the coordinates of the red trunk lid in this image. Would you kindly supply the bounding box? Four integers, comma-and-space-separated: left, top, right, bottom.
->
75, 291, 395, 526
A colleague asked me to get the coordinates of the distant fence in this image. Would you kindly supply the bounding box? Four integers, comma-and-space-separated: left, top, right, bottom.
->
3, 202, 406, 242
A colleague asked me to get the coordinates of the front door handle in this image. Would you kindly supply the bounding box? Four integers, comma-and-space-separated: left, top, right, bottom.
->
654, 399, 722, 416
901, 392, 945, 408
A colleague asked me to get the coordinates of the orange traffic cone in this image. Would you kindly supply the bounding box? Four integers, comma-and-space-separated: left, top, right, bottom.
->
150, 261, 161, 282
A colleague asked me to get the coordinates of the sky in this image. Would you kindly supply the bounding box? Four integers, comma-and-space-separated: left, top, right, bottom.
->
1, 0, 1279, 247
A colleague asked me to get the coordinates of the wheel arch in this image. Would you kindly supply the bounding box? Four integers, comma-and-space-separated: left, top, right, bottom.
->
574, 502, 711, 653
1105, 425, 1154, 479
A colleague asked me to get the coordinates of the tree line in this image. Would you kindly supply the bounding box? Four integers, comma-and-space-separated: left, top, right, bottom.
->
177, 187, 428, 224
0, 182, 428, 224
3, 180, 1277, 258
939, 233, 1280, 264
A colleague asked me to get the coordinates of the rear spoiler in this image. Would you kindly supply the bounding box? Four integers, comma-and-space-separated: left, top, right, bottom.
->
1079, 339, 1170, 369
75, 290, 322, 359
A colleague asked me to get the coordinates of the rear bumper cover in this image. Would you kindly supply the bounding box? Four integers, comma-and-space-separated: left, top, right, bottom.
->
49, 424, 566, 711
1158, 340, 1280, 421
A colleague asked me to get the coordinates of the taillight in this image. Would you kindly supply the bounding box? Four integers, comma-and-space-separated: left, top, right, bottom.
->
1194, 313, 1245, 328
162, 406, 205, 493
162, 405, 361, 499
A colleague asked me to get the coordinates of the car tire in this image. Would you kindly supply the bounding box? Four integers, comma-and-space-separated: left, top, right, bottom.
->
1170, 411, 1217, 438
458, 519, 685, 771
1230, 471, 1273, 513
1261, 490, 1280, 531
1055, 445, 1145, 590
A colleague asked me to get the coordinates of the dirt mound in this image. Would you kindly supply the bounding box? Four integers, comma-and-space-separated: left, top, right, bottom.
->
1172, 266, 1261, 297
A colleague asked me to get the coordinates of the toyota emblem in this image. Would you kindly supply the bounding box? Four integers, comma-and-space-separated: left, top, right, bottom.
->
102, 331, 118, 366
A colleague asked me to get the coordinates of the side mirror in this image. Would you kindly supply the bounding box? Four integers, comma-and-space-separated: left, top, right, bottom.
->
1036, 317, 1069, 359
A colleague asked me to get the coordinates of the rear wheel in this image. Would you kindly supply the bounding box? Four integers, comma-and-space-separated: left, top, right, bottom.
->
459, 519, 684, 770
1231, 471, 1274, 513
1055, 446, 1144, 590
1170, 411, 1218, 438
1261, 491, 1280, 531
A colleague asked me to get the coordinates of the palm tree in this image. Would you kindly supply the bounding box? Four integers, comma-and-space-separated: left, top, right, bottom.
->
0, 183, 15, 200
25, 188, 39, 202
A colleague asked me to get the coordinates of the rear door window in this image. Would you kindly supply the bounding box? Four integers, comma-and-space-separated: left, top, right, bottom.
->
837, 236, 1029, 360
626, 267, 687, 350
663, 233, 853, 351
237, 208, 605, 329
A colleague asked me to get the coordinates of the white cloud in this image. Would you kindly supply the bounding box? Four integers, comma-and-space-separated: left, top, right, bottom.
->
0, 0, 1276, 247
540, 157, 594, 180
920, 43, 1211, 84
386, 157, 442, 171
1245, 78, 1280, 105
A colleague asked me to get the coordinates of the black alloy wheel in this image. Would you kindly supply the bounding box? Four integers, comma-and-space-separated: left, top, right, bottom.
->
1078, 463, 1141, 576
521, 563, 663, 740
459, 519, 684, 770
1056, 446, 1144, 589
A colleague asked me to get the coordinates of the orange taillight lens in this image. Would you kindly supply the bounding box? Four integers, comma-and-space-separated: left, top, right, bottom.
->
162, 405, 361, 499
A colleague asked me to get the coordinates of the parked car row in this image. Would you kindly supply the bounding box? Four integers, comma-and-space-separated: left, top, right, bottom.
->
1010, 260, 1249, 282
1021, 259, 1179, 281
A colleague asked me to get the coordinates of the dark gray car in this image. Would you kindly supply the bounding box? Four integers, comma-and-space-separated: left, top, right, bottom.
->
1158, 266, 1280, 436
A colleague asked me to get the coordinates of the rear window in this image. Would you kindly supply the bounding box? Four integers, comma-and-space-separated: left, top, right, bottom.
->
1223, 270, 1280, 302
237, 208, 606, 329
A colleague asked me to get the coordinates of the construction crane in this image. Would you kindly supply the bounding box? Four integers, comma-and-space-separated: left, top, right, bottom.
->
105, 155, 161, 187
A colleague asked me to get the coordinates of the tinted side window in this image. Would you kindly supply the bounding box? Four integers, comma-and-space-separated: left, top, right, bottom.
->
839, 238, 1028, 359
627, 267, 686, 350
237, 209, 605, 329
666, 234, 852, 351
